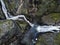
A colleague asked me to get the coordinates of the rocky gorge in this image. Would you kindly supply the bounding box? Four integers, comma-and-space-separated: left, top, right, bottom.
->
0, 0, 60, 45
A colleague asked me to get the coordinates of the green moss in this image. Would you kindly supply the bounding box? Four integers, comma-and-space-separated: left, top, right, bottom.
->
36, 35, 48, 45
49, 13, 60, 21
42, 13, 60, 22
0, 21, 4, 24
54, 33, 60, 45
36, 0, 57, 16
0, 20, 11, 24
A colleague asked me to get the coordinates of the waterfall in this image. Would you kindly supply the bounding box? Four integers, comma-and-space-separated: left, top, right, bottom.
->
1, 1, 60, 45
0, 0, 60, 32
36, 26, 60, 33
0, 0, 34, 27
0, 0, 12, 19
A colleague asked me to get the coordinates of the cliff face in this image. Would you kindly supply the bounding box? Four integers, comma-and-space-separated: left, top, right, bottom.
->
0, 0, 60, 45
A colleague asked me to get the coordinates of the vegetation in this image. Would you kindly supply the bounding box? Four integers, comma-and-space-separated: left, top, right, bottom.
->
0, 0, 60, 45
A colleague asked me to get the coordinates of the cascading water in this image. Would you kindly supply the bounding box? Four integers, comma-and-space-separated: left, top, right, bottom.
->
0, 0, 12, 19
0, 0, 33, 27
1, 0, 60, 45
0, 0, 60, 32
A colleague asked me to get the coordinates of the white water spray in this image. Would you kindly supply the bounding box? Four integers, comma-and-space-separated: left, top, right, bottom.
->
36, 26, 60, 33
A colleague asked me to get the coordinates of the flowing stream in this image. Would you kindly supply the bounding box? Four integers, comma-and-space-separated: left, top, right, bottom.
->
0, 0, 12, 18
0, 0, 34, 27
1, 0, 60, 45
0, 0, 60, 33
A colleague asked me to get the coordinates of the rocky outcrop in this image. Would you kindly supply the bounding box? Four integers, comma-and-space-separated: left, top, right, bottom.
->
0, 20, 23, 45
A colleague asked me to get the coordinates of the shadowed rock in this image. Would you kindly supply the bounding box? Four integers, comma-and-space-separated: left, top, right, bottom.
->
0, 20, 22, 45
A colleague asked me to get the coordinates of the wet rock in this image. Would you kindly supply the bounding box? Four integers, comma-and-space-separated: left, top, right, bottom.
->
0, 20, 15, 37
36, 33, 58, 45
54, 33, 60, 45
